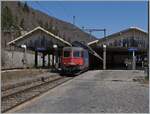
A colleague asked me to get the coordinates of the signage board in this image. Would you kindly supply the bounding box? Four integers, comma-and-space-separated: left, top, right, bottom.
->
36, 48, 46, 51
128, 48, 138, 52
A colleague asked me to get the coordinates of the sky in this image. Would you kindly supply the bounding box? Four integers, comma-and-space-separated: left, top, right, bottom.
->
26, 1, 148, 39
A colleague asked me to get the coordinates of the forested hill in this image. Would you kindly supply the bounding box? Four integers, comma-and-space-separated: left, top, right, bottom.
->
1, 1, 97, 48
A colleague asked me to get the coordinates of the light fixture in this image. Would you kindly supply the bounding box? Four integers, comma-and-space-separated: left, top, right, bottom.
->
21, 44, 27, 49
53, 44, 58, 48
103, 44, 106, 48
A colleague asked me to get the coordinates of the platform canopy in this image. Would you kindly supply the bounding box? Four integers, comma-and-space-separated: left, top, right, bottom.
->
87, 27, 148, 46
7, 26, 72, 51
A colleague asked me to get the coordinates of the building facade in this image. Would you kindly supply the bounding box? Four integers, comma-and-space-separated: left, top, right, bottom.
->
88, 27, 148, 69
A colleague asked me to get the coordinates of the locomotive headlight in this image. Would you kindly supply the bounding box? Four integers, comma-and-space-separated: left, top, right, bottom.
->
69, 62, 76, 65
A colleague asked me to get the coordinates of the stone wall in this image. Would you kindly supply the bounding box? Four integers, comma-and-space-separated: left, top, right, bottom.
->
1, 49, 52, 69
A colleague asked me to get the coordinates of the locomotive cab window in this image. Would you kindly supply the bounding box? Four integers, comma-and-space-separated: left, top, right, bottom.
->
64, 51, 70, 57
73, 51, 81, 57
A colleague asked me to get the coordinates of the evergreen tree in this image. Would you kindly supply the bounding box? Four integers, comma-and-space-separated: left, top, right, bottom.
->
38, 20, 43, 27
44, 22, 49, 30
2, 6, 14, 30
54, 29, 59, 36
67, 37, 71, 43
20, 18, 25, 29
62, 33, 66, 39
23, 2, 29, 12
17, 1, 21, 7
13, 16, 19, 29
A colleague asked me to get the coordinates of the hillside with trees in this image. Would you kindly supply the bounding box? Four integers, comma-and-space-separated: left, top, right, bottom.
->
1, 1, 97, 48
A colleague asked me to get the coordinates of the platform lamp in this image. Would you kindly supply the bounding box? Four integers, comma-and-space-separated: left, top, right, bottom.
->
103, 44, 106, 70
53, 44, 58, 69
21, 44, 27, 68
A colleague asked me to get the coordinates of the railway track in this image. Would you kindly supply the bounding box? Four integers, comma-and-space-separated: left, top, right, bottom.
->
1, 76, 74, 113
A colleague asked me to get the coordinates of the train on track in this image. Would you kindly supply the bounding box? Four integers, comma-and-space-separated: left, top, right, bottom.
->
61, 47, 89, 75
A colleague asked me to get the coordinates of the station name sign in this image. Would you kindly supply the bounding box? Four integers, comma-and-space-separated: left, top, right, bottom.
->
128, 48, 138, 52
36, 47, 46, 51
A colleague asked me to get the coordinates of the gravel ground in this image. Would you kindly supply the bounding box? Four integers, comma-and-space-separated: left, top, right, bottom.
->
10, 70, 149, 113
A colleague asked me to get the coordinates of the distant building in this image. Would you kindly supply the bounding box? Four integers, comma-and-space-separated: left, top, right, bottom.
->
88, 27, 148, 49
88, 27, 148, 69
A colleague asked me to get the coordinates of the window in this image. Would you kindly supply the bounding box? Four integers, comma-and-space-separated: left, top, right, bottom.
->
73, 51, 81, 57
130, 38, 134, 47
123, 39, 126, 47
114, 40, 117, 46
64, 51, 70, 57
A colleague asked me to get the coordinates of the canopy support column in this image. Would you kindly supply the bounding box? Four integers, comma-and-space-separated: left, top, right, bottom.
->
35, 51, 38, 68
42, 52, 45, 67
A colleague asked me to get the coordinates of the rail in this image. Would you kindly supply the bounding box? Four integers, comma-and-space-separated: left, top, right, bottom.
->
1, 76, 74, 113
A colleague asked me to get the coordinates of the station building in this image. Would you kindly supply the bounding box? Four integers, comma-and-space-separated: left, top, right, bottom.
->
88, 27, 148, 69
7, 26, 148, 70
7, 26, 71, 69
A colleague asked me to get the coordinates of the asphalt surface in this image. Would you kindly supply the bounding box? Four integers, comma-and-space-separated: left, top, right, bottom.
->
10, 70, 149, 113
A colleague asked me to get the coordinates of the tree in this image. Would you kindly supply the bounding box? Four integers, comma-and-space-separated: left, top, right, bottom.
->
2, 6, 14, 30
44, 22, 49, 30
54, 29, 59, 36
23, 2, 29, 12
38, 20, 43, 27
62, 33, 66, 40
13, 16, 19, 29
16, 30, 21, 37
67, 37, 71, 43
52, 26, 59, 36
17, 1, 21, 7
20, 18, 25, 29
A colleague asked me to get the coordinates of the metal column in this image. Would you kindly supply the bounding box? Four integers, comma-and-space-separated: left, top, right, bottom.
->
42, 52, 45, 67
103, 46, 106, 70
48, 54, 50, 67
132, 51, 136, 70
35, 51, 38, 67
52, 54, 54, 67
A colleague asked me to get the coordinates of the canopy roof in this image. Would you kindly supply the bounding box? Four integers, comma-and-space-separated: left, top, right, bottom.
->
7, 26, 72, 50
88, 27, 148, 46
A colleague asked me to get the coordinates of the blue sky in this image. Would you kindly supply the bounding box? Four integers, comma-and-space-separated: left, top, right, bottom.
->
26, 1, 148, 39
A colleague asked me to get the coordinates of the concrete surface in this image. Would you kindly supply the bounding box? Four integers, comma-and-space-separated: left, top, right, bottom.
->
10, 70, 149, 113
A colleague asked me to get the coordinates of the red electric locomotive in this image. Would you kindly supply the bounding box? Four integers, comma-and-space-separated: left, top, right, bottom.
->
61, 47, 89, 74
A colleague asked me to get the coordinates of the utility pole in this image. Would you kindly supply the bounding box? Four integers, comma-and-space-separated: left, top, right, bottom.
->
73, 16, 75, 25
104, 29, 106, 39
